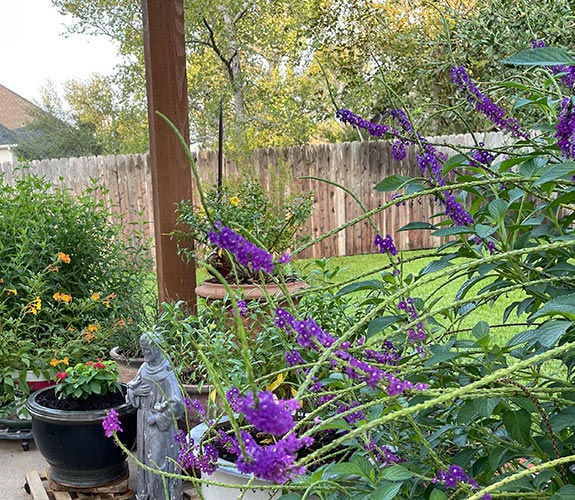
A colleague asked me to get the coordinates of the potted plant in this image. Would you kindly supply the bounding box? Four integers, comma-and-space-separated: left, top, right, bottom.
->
25, 359, 137, 488
174, 177, 313, 300
0, 172, 155, 411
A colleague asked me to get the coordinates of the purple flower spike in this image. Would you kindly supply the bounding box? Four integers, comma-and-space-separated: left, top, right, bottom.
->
374, 234, 398, 256
556, 97, 575, 159
102, 408, 123, 438
450, 65, 527, 139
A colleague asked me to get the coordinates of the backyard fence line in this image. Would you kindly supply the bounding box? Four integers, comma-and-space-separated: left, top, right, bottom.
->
0, 131, 508, 259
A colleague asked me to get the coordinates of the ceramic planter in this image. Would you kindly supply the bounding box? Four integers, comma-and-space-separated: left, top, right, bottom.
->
25, 385, 137, 488
189, 420, 283, 500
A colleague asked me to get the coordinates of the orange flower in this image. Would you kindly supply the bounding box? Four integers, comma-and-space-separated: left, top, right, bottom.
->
27, 297, 42, 315
50, 358, 59, 367
57, 252, 71, 264
86, 324, 99, 332
91, 292, 101, 301
114, 318, 127, 329
53, 292, 72, 303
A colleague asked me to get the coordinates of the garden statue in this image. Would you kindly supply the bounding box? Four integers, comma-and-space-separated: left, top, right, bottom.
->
126, 331, 184, 500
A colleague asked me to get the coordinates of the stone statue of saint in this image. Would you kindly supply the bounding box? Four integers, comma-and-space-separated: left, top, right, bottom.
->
126, 331, 184, 500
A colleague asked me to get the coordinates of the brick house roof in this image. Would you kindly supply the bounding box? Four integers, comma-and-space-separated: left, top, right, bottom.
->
0, 84, 38, 130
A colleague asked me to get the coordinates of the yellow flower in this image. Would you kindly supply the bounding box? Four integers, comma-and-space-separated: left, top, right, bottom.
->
91, 292, 100, 301
50, 358, 59, 367
230, 196, 240, 207
28, 297, 42, 315
62, 357, 69, 366
57, 252, 71, 264
6, 288, 17, 296
86, 323, 99, 332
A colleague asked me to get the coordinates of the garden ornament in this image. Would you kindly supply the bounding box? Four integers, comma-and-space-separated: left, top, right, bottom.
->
126, 331, 184, 500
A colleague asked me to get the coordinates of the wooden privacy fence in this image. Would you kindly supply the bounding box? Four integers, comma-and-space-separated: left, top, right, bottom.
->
0, 131, 508, 259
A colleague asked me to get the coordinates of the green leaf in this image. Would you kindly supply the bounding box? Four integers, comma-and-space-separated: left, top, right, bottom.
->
277, 494, 302, 500
533, 162, 575, 186
507, 320, 571, 348
432, 226, 474, 237
502, 409, 532, 445
501, 47, 575, 66
549, 407, 575, 432
424, 351, 459, 366
475, 224, 496, 239
398, 221, 436, 231
322, 462, 364, 479
367, 316, 402, 337
472, 321, 490, 339
549, 485, 575, 500
378, 465, 412, 481
420, 258, 453, 274
529, 294, 575, 321
429, 490, 448, 500
488, 199, 509, 222
369, 482, 402, 500
473, 397, 500, 418
337, 280, 384, 296
374, 175, 413, 192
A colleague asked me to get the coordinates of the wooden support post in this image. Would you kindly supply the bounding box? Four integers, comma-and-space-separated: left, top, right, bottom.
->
142, 0, 196, 310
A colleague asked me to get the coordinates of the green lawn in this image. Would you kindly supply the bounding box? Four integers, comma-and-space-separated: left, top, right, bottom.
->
295, 251, 529, 345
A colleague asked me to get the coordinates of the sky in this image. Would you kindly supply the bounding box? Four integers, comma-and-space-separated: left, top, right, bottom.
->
1, 0, 122, 103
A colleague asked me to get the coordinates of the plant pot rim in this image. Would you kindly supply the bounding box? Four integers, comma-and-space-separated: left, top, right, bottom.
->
190, 417, 264, 481
25, 384, 134, 423
109, 346, 144, 364
195, 280, 308, 300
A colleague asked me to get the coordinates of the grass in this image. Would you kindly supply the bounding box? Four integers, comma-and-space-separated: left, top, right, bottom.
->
295, 250, 530, 345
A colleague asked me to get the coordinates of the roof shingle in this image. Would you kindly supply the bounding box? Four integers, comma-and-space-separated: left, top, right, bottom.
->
0, 84, 38, 130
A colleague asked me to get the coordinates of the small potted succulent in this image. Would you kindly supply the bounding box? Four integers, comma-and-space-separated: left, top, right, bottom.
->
26, 359, 137, 488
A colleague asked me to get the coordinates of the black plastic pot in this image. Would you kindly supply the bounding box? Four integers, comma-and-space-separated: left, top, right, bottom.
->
25, 385, 137, 488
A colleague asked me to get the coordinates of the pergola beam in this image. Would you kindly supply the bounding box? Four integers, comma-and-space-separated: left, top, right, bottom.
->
142, 0, 196, 310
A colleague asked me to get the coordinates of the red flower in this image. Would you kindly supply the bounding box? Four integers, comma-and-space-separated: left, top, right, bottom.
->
94, 361, 106, 369
56, 372, 68, 381
86, 361, 94, 366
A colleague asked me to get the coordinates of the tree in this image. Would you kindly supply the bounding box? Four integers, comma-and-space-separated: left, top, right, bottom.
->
15, 82, 103, 160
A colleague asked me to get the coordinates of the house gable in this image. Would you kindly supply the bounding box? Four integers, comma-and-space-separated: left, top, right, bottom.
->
0, 84, 39, 131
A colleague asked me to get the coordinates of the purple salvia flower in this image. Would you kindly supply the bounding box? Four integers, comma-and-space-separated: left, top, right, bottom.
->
470, 143, 495, 167
240, 390, 297, 436
235, 430, 310, 483
374, 233, 398, 256
231, 299, 247, 318
556, 97, 575, 159
278, 252, 291, 264
336, 108, 391, 138
434, 465, 491, 499
209, 224, 274, 273
226, 386, 243, 412
102, 408, 123, 438
285, 349, 303, 366
450, 65, 527, 139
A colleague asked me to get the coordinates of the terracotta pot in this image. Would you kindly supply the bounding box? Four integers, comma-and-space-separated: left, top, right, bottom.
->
195, 280, 308, 302
26, 385, 137, 488
109, 346, 144, 384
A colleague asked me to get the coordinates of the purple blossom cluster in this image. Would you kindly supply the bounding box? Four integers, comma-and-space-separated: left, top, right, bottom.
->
175, 429, 218, 474
102, 408, 123, 438
231, 299, 248, 318
208, 223, 274, 273
227, 389, 299, 436
398, 298, 426, 343
532, 39, 575, 89
469, 144, 495, 167
374, 234, 398, 256
275, 307, 426, 396
433, 464, 492, 500
556, 97, 575, 160
336, 108, 391, 138
473, 236, 496, 255
386, 373, 428, 396
450, 66, 527, 139
365, 437, 403, 466
235, 430, 313, 483
337, 108, 474, 227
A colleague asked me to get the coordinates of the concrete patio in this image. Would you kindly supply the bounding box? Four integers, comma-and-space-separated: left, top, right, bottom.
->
0, 438, 139, 500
